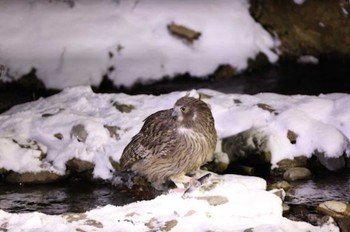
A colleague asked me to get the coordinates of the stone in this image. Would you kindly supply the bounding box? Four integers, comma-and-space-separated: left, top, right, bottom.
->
313, 151, 346, 171
276, 156, 308, 171
195, 196, 229, 206
269, 188, 286, 201
71, 124, 88, 142
222, 128, 270, 162
167, 22, 201, 43
104, 125, 120, 140
250, 0, 350, 59
6, 171, 63, 184
66, 158, 94, 173
283, 167, 312, 181
113, 102, 135, 113
268, 180, 291, 191
317, 200, 350, 218
211, 64, 236, 81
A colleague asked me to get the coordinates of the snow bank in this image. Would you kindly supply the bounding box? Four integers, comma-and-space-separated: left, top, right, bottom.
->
0, 0, 278, 89
0, 87, 349, 178
0, 172, 338, 231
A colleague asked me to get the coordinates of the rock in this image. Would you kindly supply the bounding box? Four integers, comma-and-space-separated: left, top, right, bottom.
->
71, 124, 88, 142
276, 156, 308, 171
167, 22, 201, 43
195, 196, 229, 206
283, 167, 312, 181
317, 200, 350, 218
313, 151, 346, 171
336, 217, 350, 232
112, 102, 135, 113
54, 133, 64, 140
104, 125, 121, 140
250, 0, 350, 59
6, 171, 63, 184
268, 180, 291, 191
66, 158, 94, 173
269, 188, 286, 201
0, 168, 8, 174
222, 128, 270, 162
211, 64, 236, 81
203, 140, 230, 174
222, 128, 271, 177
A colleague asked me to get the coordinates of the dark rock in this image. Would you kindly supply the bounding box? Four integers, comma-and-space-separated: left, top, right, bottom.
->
54, 133, 64, 140
250, 0, 350, 59
113, 102, 135, 113
313, 151, 346, 171
276, 156, 308, 171
211, 64, 236, 81
317, 200, 350, 218
222, 128, 271, 177
167, 22, 201, 43
283, 167, 312, 181
66, 158, 94, 173
268, 180, 291, 191
71, 124, 88, 142
6, 171, 63, 184
336, 217, 350, 232
104, 125, 120, 140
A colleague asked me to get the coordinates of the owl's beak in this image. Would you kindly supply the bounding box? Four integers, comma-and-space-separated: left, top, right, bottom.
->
172, 107, 181, 118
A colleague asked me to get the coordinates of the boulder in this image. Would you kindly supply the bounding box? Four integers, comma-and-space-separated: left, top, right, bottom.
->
250, 0, 350, 59
6, 171, 63, 184
283, 167, 312, 181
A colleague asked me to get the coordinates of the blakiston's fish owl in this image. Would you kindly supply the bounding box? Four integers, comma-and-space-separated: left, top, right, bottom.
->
120, 96, 217, 189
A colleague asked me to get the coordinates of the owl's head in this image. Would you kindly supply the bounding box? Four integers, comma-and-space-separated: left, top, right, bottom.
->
171, 96, 211, 125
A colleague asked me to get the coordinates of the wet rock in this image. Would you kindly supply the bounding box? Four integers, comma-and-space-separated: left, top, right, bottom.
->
269, 188, 286, 201
282, 203, 290, 214
6, 171, 63, 184
336, 217, 350, 232
313, 151, 346, 171
71, 124, 88, 142
268, 180, 291, 191
283, 167, 312, 181
66, 158, 94, 173
317, 200, 350, 218
276, 156, 308, 171
211, 64, 236, 81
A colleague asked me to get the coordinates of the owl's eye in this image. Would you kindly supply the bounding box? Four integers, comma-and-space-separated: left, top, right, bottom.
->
180, 106, 188, 113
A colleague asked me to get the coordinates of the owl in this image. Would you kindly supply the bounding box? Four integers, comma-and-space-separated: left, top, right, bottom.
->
120, 95, 217, 190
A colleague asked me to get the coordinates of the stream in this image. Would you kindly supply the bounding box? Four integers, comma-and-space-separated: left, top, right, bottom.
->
1, 60, 350, 219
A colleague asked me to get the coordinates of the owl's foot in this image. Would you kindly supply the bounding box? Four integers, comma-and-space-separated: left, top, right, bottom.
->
183, 173, 212, 195
169, 173, 212, 195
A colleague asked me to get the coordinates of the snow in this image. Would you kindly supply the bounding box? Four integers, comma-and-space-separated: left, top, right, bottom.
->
0, 88, 348, 230
0, 172, 339, 231
294, 0, 306, 5
0, 0, 278, 89
1, 87, 349, 177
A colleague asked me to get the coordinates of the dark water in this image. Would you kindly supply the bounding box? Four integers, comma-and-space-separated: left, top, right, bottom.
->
286, 169, 350, 207
0, 180, 148, 215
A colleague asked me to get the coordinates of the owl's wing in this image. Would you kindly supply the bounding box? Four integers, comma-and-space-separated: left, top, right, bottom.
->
120, 109, 177, 169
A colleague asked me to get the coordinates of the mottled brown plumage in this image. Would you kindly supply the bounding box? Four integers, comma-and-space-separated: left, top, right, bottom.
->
120, 96, 217, 189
